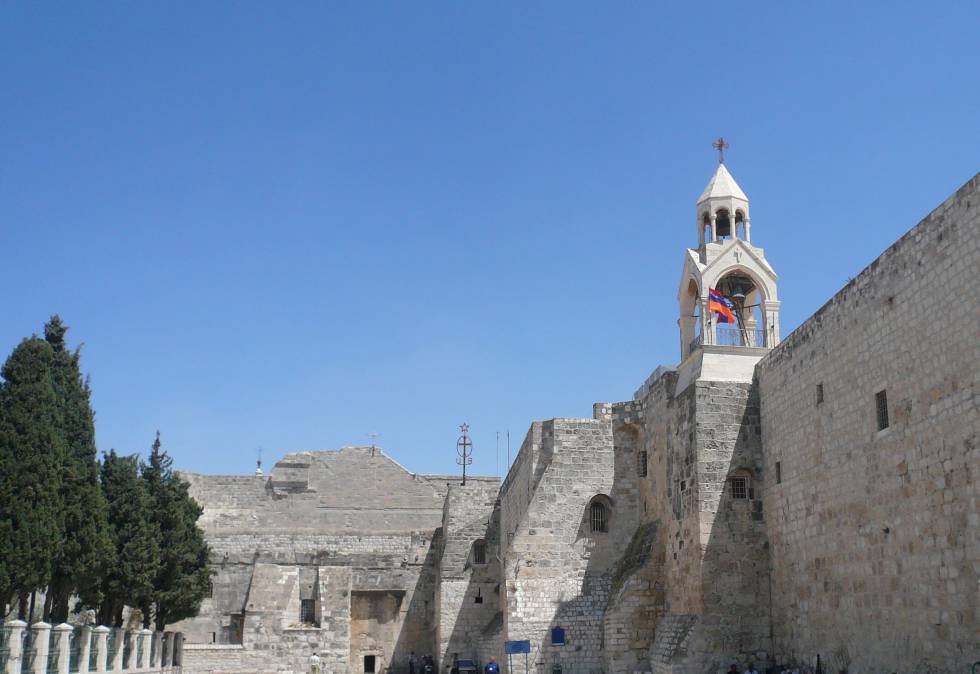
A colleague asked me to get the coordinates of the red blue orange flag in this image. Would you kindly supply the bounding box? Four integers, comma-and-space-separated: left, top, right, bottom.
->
708, 288, 736, 324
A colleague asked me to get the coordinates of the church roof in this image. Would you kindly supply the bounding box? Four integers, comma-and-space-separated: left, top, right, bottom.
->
698, 163, 748, 203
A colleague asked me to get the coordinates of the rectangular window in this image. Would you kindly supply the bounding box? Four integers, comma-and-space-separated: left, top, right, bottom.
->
775, 461, 782, 484
300, 599, 316, 625
364, 656, 376, 674
816, 383, 824, 405
473, 540, 487, 565
679, 480, 686, 492
730, 477, 748, 500
637, 451, 648, 477
875, 389, 889, 431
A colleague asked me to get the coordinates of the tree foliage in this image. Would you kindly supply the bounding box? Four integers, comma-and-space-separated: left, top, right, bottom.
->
143, 433, 211, 630
98, 450, 160, 627
43, 316, 113, 622
0, 337, 65, 614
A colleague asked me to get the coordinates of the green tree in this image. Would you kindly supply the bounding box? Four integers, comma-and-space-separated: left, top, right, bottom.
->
0, 337, 65, 616
43, 316, 113, 622
142, 432, 211, 629
98, 450, 160, 627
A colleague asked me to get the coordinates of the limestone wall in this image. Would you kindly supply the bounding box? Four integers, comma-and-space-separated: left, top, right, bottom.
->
436, 480, 502, 669
756, 173, 980, 673
499, 415, 638, 674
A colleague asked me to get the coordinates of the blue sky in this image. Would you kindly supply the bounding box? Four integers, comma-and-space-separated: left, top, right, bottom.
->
2, 2, 977, 478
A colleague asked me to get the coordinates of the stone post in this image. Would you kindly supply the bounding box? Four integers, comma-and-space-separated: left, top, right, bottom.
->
710, 214, 717, 241
52, 623, 73, 674
172, 634, 183, 668
92, 627, 109, 673
109, 629, 124, 672
162, 633, 174, 669
29, 622, 51, 674
137, 630, 152, 670
123, 631, 137, 671
149, 632, 162, 669
3, 620, 28, 674
744, 217, 751, 243
77, 626, 93, 674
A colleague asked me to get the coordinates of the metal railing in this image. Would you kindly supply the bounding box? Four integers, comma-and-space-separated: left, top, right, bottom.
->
689, 326, 767, 356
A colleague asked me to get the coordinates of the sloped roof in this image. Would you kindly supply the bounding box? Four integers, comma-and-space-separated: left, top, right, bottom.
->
698, 163, 748, 203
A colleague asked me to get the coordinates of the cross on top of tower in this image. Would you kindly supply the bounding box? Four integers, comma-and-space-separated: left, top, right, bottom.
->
712, 137, 730, 164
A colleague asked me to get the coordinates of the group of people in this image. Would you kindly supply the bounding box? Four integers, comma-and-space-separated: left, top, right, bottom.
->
728, 664, 802, 674
409, 653, 499, 674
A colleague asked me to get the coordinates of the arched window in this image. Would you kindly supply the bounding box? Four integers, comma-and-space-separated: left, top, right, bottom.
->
715, 209, 732, 238
473, 539, 487, 565
590, 502, 607, 532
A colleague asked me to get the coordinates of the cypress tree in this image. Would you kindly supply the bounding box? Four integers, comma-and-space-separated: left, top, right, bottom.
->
98, 450, 160, 627
0, 337, 65, 614
143, 433, 211, 630
43, 316, 113, 622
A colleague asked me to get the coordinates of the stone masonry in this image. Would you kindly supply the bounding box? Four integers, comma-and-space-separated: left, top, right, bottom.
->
175, 169, 979, 674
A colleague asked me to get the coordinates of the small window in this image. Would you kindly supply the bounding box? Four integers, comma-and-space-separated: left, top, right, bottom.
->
473, 540, 487, 565
364, 656, 376, 674
637, 451, 648, 477
775, 461, 782, 485
474, 588, 483, 604
590, 502, 607, 532
551, 626, 566, 645
300, 599, 316, 625
680, 480, 686, 492
207, 582, 214, 598
730, 477, 748, 500
875, 390, 889, 431
816, 383, 824, 405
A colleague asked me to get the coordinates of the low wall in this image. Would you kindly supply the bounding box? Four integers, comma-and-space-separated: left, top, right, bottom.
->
0, 621, 182, 674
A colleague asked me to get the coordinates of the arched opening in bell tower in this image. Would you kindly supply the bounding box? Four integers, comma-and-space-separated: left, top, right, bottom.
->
734, 210, 746, 239
715, 209, 732, 239
714, 271, 766, 347
680, 279, 702, 357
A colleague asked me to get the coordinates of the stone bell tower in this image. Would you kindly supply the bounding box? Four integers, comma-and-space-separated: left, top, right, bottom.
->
676, 146, 781, 387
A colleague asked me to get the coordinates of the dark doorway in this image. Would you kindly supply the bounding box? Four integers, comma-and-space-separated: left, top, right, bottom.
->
364, 656, 376, 674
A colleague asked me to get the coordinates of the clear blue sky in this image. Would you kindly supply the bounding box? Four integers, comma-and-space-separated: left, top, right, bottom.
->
2, 2, 977, 478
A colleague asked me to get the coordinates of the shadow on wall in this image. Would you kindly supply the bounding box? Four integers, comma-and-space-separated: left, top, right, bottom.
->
381, 532, 442, 674
696, 381, 771, 673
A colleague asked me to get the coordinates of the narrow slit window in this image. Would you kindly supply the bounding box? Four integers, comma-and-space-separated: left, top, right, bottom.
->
590, 502, 607, 532
875, 389, 889, 431
775, 461, 782, 485
473, 540, 487, 565
637, 451, 648, 478
816, 383, 824, 405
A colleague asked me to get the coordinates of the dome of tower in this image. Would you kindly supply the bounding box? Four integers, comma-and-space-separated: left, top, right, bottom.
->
698, 163, 748, 203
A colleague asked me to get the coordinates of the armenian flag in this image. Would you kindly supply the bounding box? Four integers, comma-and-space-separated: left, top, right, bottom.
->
708, 288, 736, 324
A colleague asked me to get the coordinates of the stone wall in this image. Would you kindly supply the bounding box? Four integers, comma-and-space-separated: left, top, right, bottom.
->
436, 480, 502, 670
756, 173, 980, 673
499, 415, 638, 674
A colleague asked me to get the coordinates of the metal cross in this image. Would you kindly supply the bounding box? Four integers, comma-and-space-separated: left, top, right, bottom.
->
712, 137, 730, 164
456, 423, 473, 486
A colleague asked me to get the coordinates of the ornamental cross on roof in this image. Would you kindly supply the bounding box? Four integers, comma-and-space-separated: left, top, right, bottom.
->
712, 137, 730, 164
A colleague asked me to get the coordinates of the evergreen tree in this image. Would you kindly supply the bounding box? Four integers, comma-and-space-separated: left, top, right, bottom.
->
98, 450, 160, 627
142, 433, 211, 630
43, 316, 113, 622
0, 337, 65, 613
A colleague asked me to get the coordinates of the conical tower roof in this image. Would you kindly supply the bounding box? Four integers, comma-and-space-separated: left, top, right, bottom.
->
698, 163, 748, 203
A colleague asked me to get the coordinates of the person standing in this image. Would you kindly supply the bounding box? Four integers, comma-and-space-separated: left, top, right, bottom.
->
744, 663, 759, 674
484, 657, 499, 674
409, 652, 417, 674
309, 652, 321, 674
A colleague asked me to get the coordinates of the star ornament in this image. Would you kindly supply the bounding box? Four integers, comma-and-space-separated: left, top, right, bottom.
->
459, 423, 470, 434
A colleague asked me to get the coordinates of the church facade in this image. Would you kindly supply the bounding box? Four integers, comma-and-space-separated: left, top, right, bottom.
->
174, 166, 979, 674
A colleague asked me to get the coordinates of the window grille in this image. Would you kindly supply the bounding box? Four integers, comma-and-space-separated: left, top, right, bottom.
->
473, 540, 487, 565
590, 502, 607, 532
730, 477, 748, 500
300, 599, 316, 625
637, 451, 648, 478
816, 383, 824, 405
875, 390, 889, 430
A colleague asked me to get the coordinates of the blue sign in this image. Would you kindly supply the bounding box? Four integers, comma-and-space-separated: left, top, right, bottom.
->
551, 627, 565, 645
505, 641, 531, 655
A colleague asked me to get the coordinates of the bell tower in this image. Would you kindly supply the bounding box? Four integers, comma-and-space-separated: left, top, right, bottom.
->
677, 143, 781, 383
